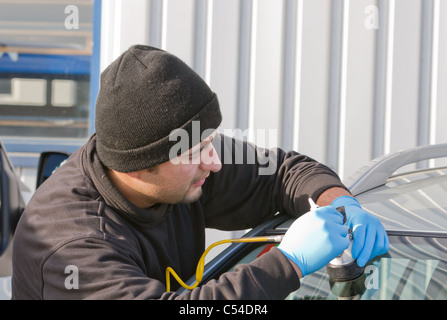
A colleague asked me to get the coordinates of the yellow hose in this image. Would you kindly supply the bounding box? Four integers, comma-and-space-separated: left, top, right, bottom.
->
165, 236, 282, 292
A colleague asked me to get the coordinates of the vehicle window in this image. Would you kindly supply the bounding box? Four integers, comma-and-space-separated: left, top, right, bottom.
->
222, 235, 447, 300
0, 154, 2, 209
0, 1, 94, 139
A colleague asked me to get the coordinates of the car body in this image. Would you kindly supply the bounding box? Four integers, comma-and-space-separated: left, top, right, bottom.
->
179, 143, 447, 300
0, 141, 32, 299
0, 143, 69, 299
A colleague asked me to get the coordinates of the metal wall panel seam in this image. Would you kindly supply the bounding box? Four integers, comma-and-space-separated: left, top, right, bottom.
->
149, 0, 163, 48
236, 0, 252, 133
281, 0, 299, 151
337, 0, 350, 179
429, 0, 440, 148
293, 0, 304, 152
193, 0, 208, 79
204, 0, 214, 85
384, 0, 395, 155
327, 0, 343, 173
247, 0, 258, 141
161, 0, 168, 50
372, 0, 389, 158
327, 0, 347, 175
417, 0, 435, 165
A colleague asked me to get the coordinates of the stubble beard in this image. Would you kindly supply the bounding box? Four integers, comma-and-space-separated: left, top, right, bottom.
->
181, 185, 203, 205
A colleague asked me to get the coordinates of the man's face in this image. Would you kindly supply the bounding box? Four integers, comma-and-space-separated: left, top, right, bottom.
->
116, 132, 222, 208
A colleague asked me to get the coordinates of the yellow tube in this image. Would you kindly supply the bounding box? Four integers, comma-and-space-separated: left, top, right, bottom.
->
165, 236, 283, 292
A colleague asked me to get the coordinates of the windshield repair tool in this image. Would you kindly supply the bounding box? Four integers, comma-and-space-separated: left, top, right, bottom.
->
165, 235, 284, 292
308, 198, 365, 282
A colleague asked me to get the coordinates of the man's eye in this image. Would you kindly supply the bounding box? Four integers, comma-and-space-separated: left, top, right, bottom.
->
188, 143, 212, 159
188, 151, 200, 160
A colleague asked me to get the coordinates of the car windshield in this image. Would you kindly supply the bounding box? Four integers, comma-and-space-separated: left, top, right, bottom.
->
224, 234, 447, 300
200, 167, 447, 299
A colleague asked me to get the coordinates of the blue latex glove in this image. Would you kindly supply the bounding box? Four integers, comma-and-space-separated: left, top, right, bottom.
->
331, 196, 389, 267
278, 206, 350, 277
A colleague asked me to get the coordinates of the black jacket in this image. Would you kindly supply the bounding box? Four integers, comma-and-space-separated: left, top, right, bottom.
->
11, 134, 346, 299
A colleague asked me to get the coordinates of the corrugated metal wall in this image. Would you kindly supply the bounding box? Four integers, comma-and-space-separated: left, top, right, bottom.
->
102, 0, 447, 180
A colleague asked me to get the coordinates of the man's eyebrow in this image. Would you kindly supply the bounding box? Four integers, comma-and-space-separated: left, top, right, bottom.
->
199, 140, 212, 151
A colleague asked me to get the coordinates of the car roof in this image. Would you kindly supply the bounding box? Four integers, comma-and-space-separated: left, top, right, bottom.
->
274, 144, 447, 235
355, 166, 447, 233
274, 167, 447, 235
338, 143, 447, 234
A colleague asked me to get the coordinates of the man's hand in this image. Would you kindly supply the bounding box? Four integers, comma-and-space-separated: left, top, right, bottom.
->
278, 206, 350, 278
331, 196, 389, 267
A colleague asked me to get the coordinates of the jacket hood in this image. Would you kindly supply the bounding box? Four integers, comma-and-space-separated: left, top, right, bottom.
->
83, 134, 172, 227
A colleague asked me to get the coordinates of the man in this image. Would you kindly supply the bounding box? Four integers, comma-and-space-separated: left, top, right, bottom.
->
11, 45, 388, 299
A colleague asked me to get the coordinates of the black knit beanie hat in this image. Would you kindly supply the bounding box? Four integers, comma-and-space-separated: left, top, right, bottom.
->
95, 45, 222, 172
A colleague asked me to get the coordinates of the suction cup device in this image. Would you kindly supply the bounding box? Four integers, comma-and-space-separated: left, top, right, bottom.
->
329, 273, 366, 299
326, 206, 365, 282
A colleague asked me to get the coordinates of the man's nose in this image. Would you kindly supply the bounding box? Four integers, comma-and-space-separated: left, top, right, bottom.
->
200, 144, 222, 173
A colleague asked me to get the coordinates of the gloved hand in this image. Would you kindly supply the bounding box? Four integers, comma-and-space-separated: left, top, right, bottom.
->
278, 206, 350, 277
331, 196, 389, 267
